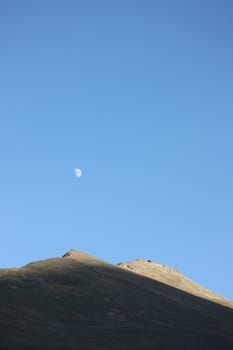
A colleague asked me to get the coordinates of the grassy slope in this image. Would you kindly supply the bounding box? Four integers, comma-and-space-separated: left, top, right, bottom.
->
0, 250, 233, 350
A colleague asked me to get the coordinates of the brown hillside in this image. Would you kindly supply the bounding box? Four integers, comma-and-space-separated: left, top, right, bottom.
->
0, 249, 232, 350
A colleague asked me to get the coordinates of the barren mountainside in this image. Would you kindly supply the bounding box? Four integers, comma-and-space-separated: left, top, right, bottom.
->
0, 249, 233, 350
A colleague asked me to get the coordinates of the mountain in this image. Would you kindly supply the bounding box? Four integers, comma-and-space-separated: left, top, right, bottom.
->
0, 249, 232, 350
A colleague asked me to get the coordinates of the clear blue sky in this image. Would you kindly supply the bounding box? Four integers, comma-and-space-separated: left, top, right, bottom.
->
0, 1, 233, 299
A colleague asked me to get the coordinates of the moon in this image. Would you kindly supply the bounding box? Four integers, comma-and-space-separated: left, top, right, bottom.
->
74, 168, 82, 178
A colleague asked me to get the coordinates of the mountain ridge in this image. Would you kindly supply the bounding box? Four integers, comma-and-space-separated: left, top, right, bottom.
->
6, 249, 231, 308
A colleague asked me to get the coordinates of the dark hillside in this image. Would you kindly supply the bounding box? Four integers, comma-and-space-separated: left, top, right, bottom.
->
0, 250, 232, 349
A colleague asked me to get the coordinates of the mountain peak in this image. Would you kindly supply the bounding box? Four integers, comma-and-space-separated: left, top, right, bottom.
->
62, 249, 80, 258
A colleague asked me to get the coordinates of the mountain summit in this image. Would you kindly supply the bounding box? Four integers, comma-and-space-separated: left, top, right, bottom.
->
0, 250, 232, 349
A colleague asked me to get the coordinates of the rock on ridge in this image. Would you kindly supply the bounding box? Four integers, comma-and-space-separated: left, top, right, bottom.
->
62, 249, 80, 258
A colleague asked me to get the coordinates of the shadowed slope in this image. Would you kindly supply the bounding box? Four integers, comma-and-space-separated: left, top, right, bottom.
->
0, 250, 233, 350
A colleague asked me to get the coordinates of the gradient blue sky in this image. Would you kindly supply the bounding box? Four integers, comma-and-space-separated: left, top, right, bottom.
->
1, 1, 233, 299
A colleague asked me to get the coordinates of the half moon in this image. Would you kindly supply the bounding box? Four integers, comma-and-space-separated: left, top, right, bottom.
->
74, 168, 82, 178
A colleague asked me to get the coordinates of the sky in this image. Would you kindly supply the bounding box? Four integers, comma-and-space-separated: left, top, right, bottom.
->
0, 0, 233, 299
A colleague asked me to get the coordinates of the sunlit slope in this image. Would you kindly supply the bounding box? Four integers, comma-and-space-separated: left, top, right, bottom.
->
118, 258, 233, 309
